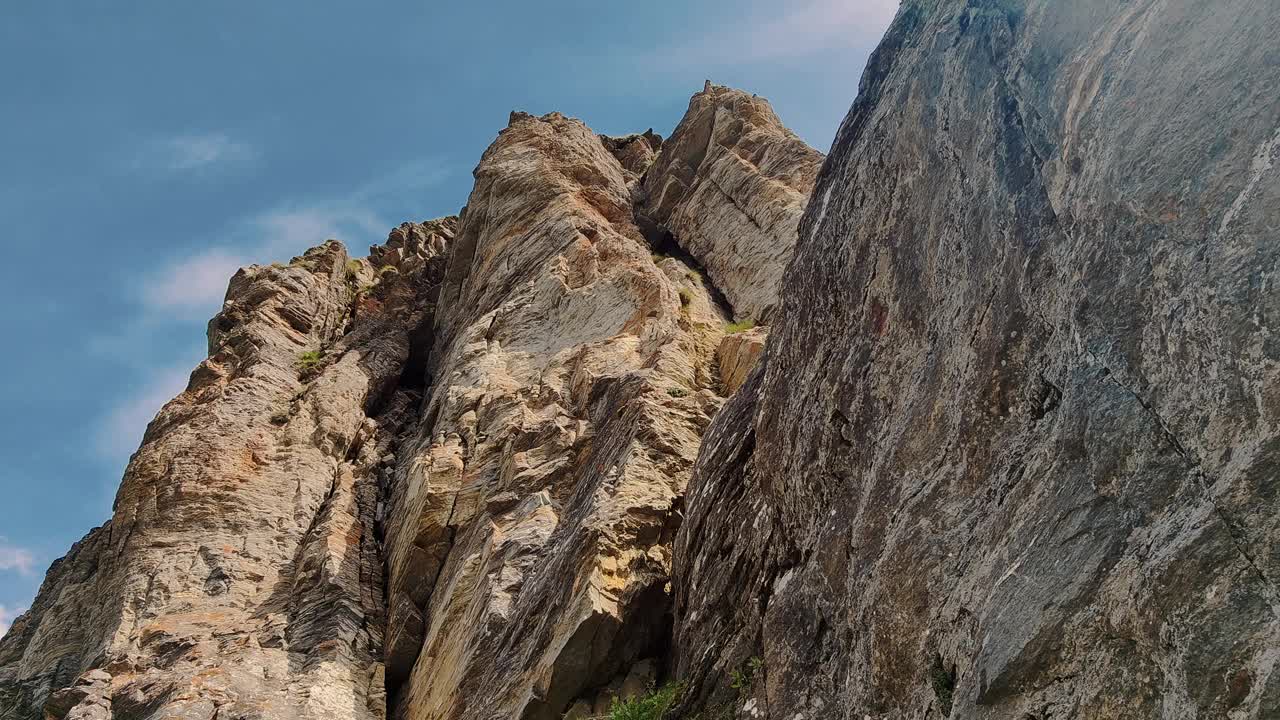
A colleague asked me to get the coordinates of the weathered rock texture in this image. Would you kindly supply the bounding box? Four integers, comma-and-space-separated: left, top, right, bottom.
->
641, 83, 824, 323
1, 85, 819, 720
374, 91, 821, 718
0, 221, 455, 719
382, 109, 730, 720
674, 2, 1280, 719
716, 327, 767, 396
11, 6, 1273, 717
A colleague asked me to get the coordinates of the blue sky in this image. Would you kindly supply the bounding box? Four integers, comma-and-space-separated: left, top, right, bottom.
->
0, 1, 896, 632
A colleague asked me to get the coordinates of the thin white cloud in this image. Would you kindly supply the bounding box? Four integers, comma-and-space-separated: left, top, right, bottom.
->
136, 157, 452, 316
133, 132, 256, 173
255, 205, 388, 256
0, 604, 27, 637
0, 538, 35, 575
134, 206, 390, 314
351, 158, 453, 205
140, 248, 247, 310
652, 0, 899, 66
93, 366, 191, 461
96, 159, 453, 462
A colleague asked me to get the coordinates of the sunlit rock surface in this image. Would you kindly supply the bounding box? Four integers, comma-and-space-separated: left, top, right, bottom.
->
0, 85, 819, 720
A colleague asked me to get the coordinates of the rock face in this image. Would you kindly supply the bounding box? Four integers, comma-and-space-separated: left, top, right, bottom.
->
716, 327, 767, 396
6, 5, 1276, 717
641, 83, 824, 323
382, 110, 729, 720
0, 86, 819, 720
0, 222, 455, 719
674, 2, 1280, 719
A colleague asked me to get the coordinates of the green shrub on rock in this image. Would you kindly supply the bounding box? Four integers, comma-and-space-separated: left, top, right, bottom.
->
296, 350, 325, 377
608, 683, 680, 720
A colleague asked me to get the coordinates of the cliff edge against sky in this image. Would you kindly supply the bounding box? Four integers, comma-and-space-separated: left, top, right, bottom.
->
3, 1, 1279, 719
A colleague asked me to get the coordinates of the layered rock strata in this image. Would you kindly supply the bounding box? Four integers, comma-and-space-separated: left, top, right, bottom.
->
640, 82, 824, 323
1, 84, 820, 720
0, 221, 455, 719
673, 2, 1280, 719
377, 91, 823, 717
382, 109, 730, 720
716, 326, 767, 396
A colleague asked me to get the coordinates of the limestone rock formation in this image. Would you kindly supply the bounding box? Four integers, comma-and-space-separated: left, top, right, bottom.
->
378, 93, 822, 718
640, 82, 824, 323
600, 130, 663, 183
0, 221, 455, 720
6, 3, 1276, 717
673, 2, 1280, 719
382, 110, 728, 720
716, 327, 767, 396
0, 85, 818, 720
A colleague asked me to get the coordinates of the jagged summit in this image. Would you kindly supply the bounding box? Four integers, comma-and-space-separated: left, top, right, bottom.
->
639, 82, 822, 322
1, 82, 813, 720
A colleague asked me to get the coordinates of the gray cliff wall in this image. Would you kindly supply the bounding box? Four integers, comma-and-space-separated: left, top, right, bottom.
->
674, 1, 1280, 718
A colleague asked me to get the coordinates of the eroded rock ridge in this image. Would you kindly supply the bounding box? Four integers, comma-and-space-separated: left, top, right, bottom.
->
0, 84, 815, 720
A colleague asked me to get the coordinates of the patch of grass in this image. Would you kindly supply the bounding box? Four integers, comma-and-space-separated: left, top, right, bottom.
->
681, 659, 765, 720
930, 653, 956, 717
608, 683, 681, 720
730, 656, 763, 691
677, 288, 693, 307
346, 259, 363, 275
378, 264, 399, 276
295, 350, 325, 376
667, 387, 689, 398
724, 319, 756, 334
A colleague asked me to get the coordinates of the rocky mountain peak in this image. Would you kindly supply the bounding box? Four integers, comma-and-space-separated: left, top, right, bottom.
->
1, 78, 808, 720
4, 3, 1278, 719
